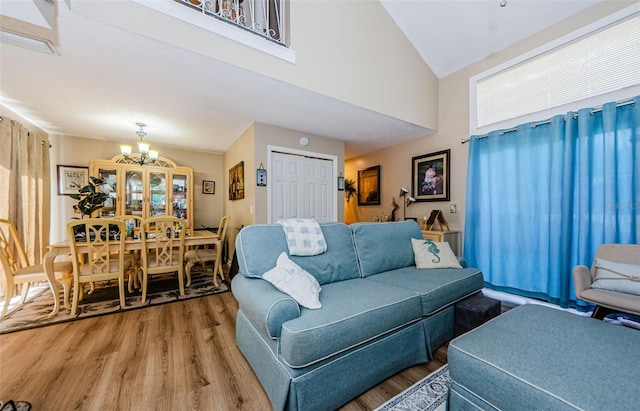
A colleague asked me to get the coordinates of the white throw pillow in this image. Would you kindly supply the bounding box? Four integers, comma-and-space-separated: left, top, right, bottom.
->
263, 252, 322, 309
411, 238, 462, 269
592, 258, 640, 296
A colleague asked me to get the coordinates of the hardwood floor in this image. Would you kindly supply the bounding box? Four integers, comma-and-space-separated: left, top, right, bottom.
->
0, 292, 447, 410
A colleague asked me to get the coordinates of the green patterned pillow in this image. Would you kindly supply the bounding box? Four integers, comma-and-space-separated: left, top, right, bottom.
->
411, 238, 462, 269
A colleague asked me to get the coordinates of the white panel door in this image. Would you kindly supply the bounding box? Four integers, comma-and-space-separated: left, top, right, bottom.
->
272, 152, 305, 221
305, 157, 331, 222
270, 151, 334, 223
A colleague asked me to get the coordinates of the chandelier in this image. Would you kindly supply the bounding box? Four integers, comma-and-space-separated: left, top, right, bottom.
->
120, 122, 159, 165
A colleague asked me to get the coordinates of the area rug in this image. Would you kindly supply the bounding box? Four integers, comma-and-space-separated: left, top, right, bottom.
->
375, 364, 450, 411
0, 270, 228, 335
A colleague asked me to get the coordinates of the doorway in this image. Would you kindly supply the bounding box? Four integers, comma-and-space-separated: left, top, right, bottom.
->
268, 146, 337, 223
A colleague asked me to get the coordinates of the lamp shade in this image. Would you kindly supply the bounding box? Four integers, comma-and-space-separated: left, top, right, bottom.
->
120, 144, 132, 157
138, 141, 150, 155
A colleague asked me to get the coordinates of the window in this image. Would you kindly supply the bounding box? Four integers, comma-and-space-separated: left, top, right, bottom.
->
473, 10, 639, 129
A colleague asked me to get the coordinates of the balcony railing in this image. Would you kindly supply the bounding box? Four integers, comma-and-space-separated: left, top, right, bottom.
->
175, 0, 286, 46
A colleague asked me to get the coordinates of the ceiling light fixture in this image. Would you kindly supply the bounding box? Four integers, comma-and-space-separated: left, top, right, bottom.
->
120, 123, 159, 165
500, 0, 507, 7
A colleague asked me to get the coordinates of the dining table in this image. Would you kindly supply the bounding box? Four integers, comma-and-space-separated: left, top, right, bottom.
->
42, 229, 221, 317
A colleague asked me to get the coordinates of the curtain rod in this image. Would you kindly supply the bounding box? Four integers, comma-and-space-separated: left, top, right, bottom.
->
461, 98, 636, 144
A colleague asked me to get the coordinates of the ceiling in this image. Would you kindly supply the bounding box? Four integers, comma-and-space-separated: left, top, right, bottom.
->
0, 0, 601, 159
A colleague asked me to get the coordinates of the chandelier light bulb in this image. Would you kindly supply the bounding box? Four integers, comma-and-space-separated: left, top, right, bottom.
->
138, 141, 150, 155
119, 122, 158, 165
120, 144, 132, 157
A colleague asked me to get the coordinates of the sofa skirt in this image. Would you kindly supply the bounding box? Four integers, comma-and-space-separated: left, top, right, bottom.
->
236, 310, 429, 411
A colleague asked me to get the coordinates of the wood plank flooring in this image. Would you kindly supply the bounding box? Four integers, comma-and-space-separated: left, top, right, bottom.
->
0, 291, 447, 410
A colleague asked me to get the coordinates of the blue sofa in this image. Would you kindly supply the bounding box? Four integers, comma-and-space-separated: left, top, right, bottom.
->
232, 221, 484, 411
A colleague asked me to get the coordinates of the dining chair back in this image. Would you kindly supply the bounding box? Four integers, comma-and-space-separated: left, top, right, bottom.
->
112, 215, 143, 292
184, 215, 230, 288
0, 219, 73, 318
67, 218, 129, 316
139, 216, 186, 304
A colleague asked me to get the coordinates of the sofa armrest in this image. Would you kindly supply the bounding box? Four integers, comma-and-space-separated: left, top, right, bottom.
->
232, 275, 301, 339
573, 265, 593, 296
457, 256, 467, 268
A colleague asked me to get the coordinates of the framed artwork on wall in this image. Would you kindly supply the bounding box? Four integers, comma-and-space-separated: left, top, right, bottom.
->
229, 161, 245, 201
57, 165, 88, 195
412, 149, 450, 202
203, 180, 215, 194
357, 165, 380, 206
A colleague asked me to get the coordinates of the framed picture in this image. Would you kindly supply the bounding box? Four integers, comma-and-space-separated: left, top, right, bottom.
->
229, 161, 245, 201
358, 165, 380, 206
412, 149, 450, 202
203, 180, 215, 194
57, 165, 88, 195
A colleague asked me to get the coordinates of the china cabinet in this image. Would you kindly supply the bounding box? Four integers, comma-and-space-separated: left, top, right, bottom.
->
89, 155, 193, 229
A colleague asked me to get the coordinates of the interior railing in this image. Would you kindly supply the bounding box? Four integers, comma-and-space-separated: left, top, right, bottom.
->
175, 0, 286, 46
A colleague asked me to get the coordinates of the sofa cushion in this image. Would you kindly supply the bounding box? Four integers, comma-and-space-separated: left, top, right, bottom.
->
236, 222, 360, 284
411, 238, 462, 269
263, 252, 322, 309
279, 278, 422, 368
365, 266, 484, 315
351, 221, 423, 277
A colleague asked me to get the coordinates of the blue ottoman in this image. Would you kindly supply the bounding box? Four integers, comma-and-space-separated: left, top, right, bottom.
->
448, 304, 640, 410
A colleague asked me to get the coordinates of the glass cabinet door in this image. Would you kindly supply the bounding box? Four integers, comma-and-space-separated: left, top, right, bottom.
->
148, 171, 168, 217
96, 167, 118, 217
125, 170, 144, 217
171, 173, 188, 220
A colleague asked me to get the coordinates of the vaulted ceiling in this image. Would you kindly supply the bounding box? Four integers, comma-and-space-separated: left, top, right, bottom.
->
0, 0, 602, 158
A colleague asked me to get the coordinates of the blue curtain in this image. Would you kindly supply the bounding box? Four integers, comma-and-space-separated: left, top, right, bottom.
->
464, 96, 640, 308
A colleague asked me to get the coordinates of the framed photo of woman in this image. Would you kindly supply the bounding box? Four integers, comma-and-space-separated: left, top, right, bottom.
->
412, 150, 450, 202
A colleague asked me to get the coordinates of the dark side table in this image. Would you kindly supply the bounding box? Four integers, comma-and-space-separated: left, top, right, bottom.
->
454, 293, 501, 337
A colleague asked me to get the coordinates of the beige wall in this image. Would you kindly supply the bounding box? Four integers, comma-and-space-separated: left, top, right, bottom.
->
287, 0, 438, 130
223, 124, 256, 258
345, 1, 637, 248
48, 134, 224, 243
72, 0, 438, 131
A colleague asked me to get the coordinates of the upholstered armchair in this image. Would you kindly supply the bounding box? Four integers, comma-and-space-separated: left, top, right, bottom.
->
573, 243, 640, 319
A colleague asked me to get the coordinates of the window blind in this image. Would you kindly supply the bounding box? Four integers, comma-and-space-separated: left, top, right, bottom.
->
477, 15, 639, 128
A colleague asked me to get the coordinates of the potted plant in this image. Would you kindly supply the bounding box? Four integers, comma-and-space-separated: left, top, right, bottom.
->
69, 176, 108, 218
344, 178, 357, 203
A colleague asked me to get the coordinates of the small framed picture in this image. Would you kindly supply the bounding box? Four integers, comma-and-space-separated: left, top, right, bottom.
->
57, 165, 88, 195
203, 180, 215, 194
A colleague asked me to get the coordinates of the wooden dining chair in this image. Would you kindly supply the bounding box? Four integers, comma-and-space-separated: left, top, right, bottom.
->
112, 215, 143, 292
139, 216, 186, 304
184, 215, 230, 288
0, 219, 73, 318
67, 218, 129, 316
